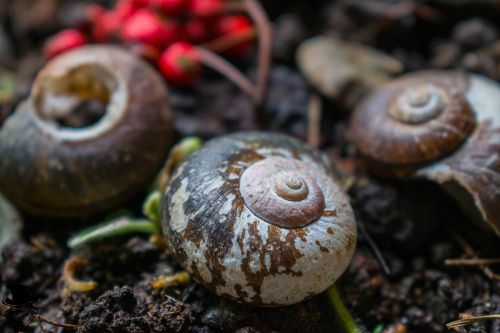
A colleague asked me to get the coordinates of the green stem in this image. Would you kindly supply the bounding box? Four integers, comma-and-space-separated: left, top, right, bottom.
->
68, 217, 157, 248
327, 284, 362, 333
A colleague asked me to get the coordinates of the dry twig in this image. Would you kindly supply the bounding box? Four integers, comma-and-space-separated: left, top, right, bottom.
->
307, 93, 322, 149
445, 258, 500, 267
446, 314, 500, 330
358, 220, 391, 275
448, 229, 500, 281
36, 314, 79, 331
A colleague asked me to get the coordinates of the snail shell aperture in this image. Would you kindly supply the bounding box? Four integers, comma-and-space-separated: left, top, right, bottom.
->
0, 46, 173, 218
350, 71, 500, 235
162, 132, 357, 306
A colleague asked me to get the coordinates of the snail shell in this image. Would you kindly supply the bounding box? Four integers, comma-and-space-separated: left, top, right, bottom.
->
162, 132, 357, 306
350, 71, 500, 235
0, 193, 22, 263
0, 46, 173, 218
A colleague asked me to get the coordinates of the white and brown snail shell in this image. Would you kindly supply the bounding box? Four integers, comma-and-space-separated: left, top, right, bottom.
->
162, 132, 357, 306
349, 71, 500, 235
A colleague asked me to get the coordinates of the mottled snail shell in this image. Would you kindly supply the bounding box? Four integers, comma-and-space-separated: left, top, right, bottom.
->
350, 71, 500, 235
162, 132, 357, 306
0, 46, 173, 218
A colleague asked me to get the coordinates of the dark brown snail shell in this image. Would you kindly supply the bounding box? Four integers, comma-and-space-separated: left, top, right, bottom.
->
162, 132, 357, 306
0, 193, 22, 263
0, 46, 173, 218
350, 71, 500, 235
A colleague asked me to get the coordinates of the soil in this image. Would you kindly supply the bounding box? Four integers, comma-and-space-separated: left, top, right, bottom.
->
1, 0, 500, 333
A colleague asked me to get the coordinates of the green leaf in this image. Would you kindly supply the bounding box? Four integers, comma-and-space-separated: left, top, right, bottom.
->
143, 190, 162, 228
0, 69, 16, 103
372, 324, 384, 333
154, 136, 203, 191
67, 217, 156, 249
174, 137, 203, 162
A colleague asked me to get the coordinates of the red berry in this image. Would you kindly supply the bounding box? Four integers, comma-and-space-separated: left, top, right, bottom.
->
122, 9, 179, 48
158, 42, 201, 86
183, 18, 210, 43
214, 14, 254, 57
91, 1, 140, 43
86, 4, 106, 24
115, 0, 141, 20
91, 0, 140, 42
44, 29, 87, 60
152, 0, 187, 15
92, 10, 123, 42
132, 0, 151, 7
188, 0, 223, 17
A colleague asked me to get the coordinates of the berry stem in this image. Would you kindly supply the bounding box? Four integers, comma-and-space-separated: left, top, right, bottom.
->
195, 46, 257, 100
188, 0, 246, 17
218, 1, 247, 14
327, 285, 363, 333
243, 0, 272, 108
201, 27, 257, 53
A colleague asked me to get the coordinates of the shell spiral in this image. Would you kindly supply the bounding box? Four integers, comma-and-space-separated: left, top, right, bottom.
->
162, 132, 357, 305
350, 71, 500, 235
350, 71, 475, 170
239, 157, 326, 228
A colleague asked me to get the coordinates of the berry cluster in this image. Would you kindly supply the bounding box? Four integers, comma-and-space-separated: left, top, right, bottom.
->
43, 0, 255, 86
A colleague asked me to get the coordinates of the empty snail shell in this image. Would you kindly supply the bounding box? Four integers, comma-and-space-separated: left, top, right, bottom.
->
0, 193, 22, 263
162, 132, 357, 306
350, 71, 500, 235
0, 46, 173, 218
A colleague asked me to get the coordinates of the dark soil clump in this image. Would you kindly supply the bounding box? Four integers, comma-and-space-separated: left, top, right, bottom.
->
147, 296, 194, 333
78, 286, 148, 333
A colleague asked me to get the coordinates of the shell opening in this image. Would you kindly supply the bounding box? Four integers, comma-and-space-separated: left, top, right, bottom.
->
239, 157, 326, 228
390, 84, 445, 124
32, 64, 127, 141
